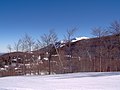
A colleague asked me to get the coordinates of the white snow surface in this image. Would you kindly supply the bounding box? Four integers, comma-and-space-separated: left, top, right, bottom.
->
71, 37, 89, 42
0, 72, 120, 90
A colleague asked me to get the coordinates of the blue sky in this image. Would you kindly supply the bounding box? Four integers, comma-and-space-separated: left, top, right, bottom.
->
0, 0, 120, 52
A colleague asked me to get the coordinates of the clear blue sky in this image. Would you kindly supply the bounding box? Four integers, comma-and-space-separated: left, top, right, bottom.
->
0, 0, 120, 52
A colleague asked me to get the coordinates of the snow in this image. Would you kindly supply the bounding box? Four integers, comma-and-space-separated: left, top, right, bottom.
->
43, 57, 48, 60
0, 68, 6, 71
0, 72, 120, 90
55, 37, 89, 48
38, 56, 41, 60
71, 37, 89, 42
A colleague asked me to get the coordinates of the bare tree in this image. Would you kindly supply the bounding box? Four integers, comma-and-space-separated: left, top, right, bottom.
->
64, 27, 78, 73
39, 30, 59, 74
64, 27, 77, 42
91, 27, 108, 72
20, 34, 35, 52
108, 20, 120, 71
40, 30, 58, 47
33, 43, 40, 51
108, 20, 120, 48
14, 39, 22, 52
91, 27, 109, 37
18, 34, 35, 75
13, 39, 22, 67
20, 39, 26, 52
7, 44, 12, 53
50, 31, 64, 74
109, 20, 120, 35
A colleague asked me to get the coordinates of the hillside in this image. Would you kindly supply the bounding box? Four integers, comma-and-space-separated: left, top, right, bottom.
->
0, 34, 120, 76
0, 53, 5, 56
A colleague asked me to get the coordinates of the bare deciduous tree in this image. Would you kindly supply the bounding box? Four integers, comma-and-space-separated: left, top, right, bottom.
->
108, 20, 120, 48
20, 34, 35, 52
39, 30, 58, 74
109, 20, 120, 35
64, 27, 78, 42
7, 44, 12, 53
13, 39, 22, 67
91, 27, 109, 37
14, 39, 22, 52
91, 27, 108, 72
108, 20, 120, 71
33, 43, 40, 51
64, 27, 78, 73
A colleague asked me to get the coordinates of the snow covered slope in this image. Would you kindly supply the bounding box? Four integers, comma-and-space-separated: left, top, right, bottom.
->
0, 72, 120, 90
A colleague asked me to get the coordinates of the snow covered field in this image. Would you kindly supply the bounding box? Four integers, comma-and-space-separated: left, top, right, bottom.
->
0, 72, 120, 90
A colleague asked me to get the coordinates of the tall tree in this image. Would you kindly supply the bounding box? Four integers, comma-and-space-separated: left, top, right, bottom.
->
39, 30, 58, 74
91, 27, 108, 72
64, 27, 78, 73
20, 34, 35, 52
64, 27, 77, 42
33, 43, 40, 51
108, 20, 120, 48
13, 39, 22, 67
91, 27, 108, 37
7, 44, 12, 53
109, 20, 120, 35
14, 39, 22, 52
108, 20, 120, 71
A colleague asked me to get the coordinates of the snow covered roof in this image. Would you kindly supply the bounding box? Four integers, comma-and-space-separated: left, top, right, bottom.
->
71, 37, 89, 42
54, 37, 89, 48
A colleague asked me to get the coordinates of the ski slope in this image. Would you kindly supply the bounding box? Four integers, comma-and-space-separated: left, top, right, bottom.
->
0, 72, 120, 90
